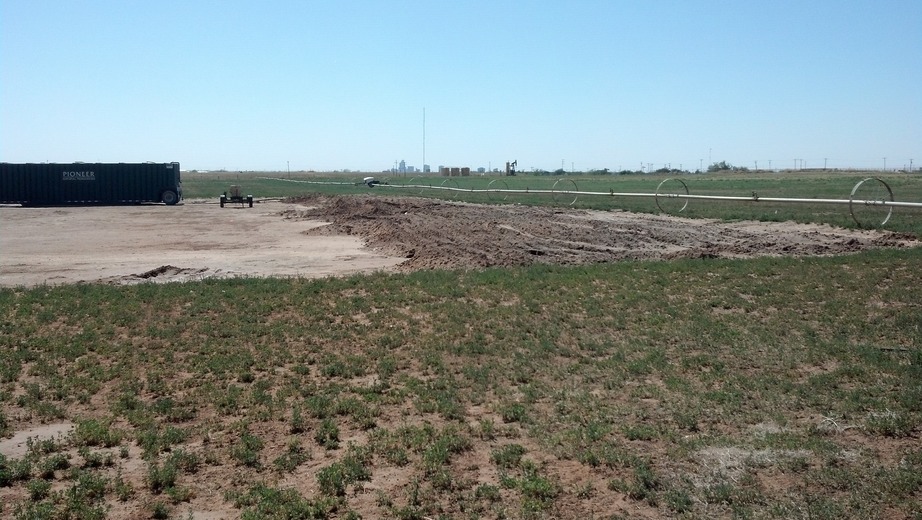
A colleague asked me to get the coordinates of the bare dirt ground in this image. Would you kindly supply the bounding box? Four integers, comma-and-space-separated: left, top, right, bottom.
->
0, 199, 405, 288
288, 194, 918, 269
1, 195, 917, 288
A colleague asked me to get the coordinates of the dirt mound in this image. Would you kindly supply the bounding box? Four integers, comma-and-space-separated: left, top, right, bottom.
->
99, 265, 214, 285
287, 194, 920, 270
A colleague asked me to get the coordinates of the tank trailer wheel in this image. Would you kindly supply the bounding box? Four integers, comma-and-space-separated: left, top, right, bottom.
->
162, 190, 179, 205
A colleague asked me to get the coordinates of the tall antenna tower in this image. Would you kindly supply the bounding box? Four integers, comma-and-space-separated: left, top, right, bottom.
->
423, 107, 426, 173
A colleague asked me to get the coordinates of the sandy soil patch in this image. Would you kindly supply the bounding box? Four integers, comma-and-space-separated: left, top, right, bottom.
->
0, 422, 74, 459
0, 199, 405, 288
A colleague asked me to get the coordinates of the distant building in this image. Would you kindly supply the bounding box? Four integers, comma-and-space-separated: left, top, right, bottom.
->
440, 166, 472, 176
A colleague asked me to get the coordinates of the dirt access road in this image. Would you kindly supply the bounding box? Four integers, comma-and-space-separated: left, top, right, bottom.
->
1, 195, 917, 288
0, 199, 404, 288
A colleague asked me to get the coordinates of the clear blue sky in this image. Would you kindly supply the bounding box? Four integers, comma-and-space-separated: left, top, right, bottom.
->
2, 1, 920, 172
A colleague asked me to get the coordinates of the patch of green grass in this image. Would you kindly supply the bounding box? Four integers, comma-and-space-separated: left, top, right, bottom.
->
2, 245, 921, 517
26, 478, 51, 500
150, 501, 170, 519
76, 446, 113, 469
137, 424, 189, 459
421, 426, 471, 475
113, 473, 134, 501
73, 418, 123, 448
864, 410, 918, 437
13, 468, 109, 520
368, 428, 410, 466
229, 484, 337, 519
289, 404, 305, 434
491, 444, 527, 469
273, 439, 310, 473
36, 453, 69, 479
509, 461, 560, 515
231, 428, 265, 468
146, 459, 178, 493
626, 460, 661, 506
316, 444, 372, 496
499, 402, 528, 424
314, 418, 340, 450
411, 376, 465, 420
622, 423, 659, 441
0, 454, 32, 486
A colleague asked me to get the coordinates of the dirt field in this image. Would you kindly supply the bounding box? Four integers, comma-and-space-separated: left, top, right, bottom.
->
1, 195, 917, 288
0, 199, 404, 288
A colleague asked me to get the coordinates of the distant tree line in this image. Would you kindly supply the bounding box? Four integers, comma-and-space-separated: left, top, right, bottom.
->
706, 161, 749, 173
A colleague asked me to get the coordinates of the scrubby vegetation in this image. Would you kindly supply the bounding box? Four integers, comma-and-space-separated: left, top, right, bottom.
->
1, 245, 920, 518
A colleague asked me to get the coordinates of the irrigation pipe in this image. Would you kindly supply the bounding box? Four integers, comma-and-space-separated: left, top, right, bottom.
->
379, 186, 920, 208
260, 176, 922, 227
376, 185, 922, 207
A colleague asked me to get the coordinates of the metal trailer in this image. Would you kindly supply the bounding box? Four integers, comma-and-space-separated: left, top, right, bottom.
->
0, 162, 182, 206
219, 185, 253, 207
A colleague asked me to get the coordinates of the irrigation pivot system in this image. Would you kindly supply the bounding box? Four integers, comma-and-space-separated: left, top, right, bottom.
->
263, 176, 921, 228
651, 177, 910, 227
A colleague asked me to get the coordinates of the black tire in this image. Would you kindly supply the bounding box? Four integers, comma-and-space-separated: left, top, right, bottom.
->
162, 190, 179, 205
220, 195, 226, 208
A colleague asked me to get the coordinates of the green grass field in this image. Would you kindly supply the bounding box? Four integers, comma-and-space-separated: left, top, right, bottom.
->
184, 170, 922, 237
1, 171, 920, 518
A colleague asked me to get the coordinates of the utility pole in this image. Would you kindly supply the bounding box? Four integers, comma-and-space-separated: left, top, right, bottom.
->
910, 158, 914, 172
422, 107, 426, 175
824, 158, 827, 170
287, 160, 290, 179
883, 157, 887, 171
768, 159, 772, 171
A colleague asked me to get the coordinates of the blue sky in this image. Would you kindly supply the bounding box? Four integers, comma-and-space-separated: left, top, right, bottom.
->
2, 1, 920, 172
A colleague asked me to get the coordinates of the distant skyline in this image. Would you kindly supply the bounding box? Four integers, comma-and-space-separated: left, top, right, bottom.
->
2, 1, 919, 172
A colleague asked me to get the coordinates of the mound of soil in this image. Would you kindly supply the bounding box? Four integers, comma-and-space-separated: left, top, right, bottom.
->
285, 194, 919, 270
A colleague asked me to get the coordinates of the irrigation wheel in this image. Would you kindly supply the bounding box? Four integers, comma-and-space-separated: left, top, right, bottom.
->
487, 179, 509, 202
552, 178, 579, 205
655, 178, 689, 214
404, 176, 427, 195
849, 177, 893, 227
440, 178, 462, 201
